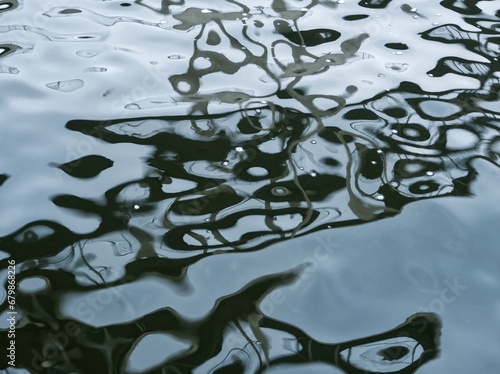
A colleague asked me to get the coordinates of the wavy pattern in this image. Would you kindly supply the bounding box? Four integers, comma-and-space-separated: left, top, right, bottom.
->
1, 0, 499, 373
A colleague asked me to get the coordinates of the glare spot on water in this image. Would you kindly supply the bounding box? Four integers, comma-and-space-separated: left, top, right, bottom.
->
273, 187, 287, 195
403, 128, 419, 138
426, 171, 434, 176
201, 9, 212, 13
133, 205, 140, 210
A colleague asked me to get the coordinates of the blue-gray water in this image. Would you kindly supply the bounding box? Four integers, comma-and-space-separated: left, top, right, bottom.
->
1, 0, 500, 373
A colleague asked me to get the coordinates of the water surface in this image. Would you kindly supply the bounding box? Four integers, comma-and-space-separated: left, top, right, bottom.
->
1, 0, 500, 373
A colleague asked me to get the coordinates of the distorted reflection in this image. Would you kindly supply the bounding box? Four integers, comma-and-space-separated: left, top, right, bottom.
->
0, 0, 498, 372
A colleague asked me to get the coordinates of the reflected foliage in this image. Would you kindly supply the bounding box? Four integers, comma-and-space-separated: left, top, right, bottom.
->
4, 263, 441, 374
57, 78, 498, 253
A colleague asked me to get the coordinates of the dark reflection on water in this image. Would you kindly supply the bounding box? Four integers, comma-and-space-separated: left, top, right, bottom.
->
58, 79, 496, 254
1, 0, 500, 373
0, 0, 19, 14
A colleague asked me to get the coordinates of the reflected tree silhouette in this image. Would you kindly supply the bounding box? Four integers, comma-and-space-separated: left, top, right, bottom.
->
4, 265, 441, 373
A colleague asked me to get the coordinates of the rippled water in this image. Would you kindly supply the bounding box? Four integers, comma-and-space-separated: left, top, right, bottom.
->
1, 0, 500, 373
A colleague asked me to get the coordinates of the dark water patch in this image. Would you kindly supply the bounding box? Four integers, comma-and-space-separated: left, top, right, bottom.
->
385, 42, 409, 50
343, 108, 379, 120
357, 145, 384, 180
56, 155, 114, 179
59, 8, 81, 14
0, 174, 8, 187
343, 14, 370, 21
382, 107, 408, 118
